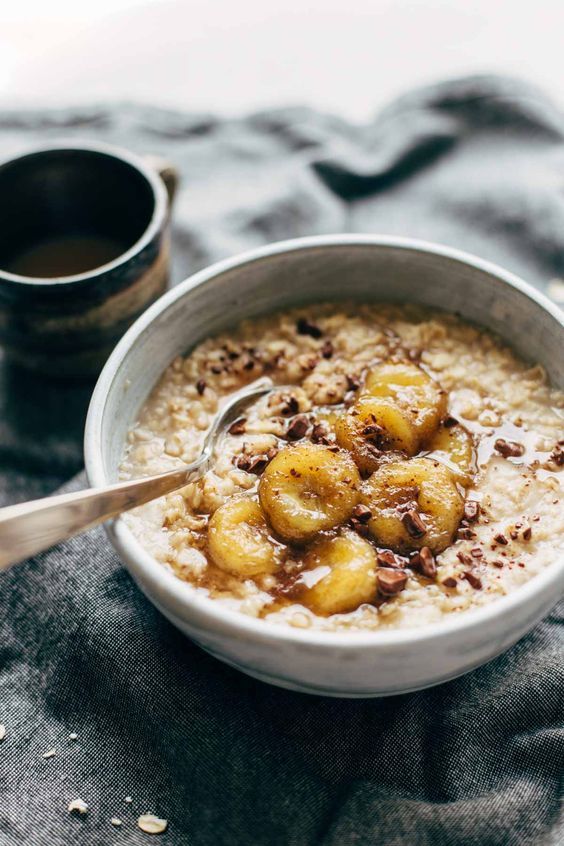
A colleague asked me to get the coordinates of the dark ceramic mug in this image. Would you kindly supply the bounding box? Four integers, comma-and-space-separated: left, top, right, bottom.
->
0, 142, 177, 377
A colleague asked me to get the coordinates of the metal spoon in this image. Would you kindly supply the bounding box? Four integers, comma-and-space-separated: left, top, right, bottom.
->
0, 377, 277, 571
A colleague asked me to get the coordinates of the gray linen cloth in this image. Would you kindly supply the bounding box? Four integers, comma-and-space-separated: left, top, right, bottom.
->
0, 75, 562, 845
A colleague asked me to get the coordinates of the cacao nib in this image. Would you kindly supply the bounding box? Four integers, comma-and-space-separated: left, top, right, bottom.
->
377, 568, 408, 596
352, 504, 372, 523
400, 509, 427, 538
228, 417, 246, 436
494, 438, 525, 458
377, 550, 404, 569
297, 318, 322, 339
463, 570, 483, 590
463, 500, 481, 523
410, 546, 436, 578
321, 340, 334, 359
286, 414, 310, 441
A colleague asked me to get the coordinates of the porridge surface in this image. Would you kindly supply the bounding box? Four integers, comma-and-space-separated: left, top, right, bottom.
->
120, 303, 564, 631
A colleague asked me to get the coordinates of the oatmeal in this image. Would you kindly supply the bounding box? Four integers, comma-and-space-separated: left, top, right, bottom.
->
120, 303, 564, 631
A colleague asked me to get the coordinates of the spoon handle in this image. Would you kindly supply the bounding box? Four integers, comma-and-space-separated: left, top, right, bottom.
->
0, 460, 206, 572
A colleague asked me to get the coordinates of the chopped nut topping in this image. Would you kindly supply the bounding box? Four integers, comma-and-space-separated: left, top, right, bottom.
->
235, 455, 251, 471
522, 526, 532, 541
346, 374, 361, 391
68, 799, 89, 815
137, 814, 168, 835
410, 546, 436, 578
350, 517, 370, 537
298, 354, 319, 371
463, 500, 481, 523
377, 549, 404, 569
245, 455, 270, 475
321, 340, 334, 359
494, 438, 525, 458
456, 551, 473, 567
457, 527, 476, 541
235, 451, 272, 474
492, 559, 504, 568
196, 379, 207, 395
361, 423, 384, 446
377, 568, 408, 596
400, 509, 427, 538
494, 532, 509, 545
286, 414, 310, 441
227, 417, 246, 436
296, 317, 322, 338
463, 570, 483, 590
311, 422, 330, 444
550, 443, 564, 465
442, 577, 458, 588
279, 394, 299, 415
352, 504, 372, 523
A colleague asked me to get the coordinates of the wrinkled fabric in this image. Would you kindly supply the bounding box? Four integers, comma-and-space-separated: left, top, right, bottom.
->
0, 75, 562, 845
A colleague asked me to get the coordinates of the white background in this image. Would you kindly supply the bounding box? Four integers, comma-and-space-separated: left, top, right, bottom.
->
2, 0, 564, 121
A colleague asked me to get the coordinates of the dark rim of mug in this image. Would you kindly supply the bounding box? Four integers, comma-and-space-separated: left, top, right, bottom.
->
0, 140, 169, 286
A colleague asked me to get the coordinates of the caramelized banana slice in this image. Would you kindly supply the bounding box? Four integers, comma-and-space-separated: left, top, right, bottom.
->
335, 396, 418, 474
259, 443, 360, 542
208, 496, 285, 576
299, 531, 377, 615
361, 458, 464, 553
363, 362, 447, 445
426, 421, 475, 485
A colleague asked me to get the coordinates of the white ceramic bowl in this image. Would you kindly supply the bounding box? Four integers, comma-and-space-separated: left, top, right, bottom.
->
84, 235, 564, 697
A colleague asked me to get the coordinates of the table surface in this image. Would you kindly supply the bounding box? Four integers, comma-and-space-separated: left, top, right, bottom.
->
3, 0, 564, 121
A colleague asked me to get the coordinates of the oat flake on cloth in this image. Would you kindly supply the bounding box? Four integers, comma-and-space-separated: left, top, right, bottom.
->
0, 75, 562, 846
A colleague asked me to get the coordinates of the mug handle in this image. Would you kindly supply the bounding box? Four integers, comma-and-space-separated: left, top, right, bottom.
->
143, 154, 179, 208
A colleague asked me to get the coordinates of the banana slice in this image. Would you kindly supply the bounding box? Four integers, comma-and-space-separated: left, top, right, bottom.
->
363, 362, 447, 445
208, 496, 285, 576
426, 421, 475, 485
299, 530, 377, 615
335, 396, 418, 474
259, 443, 360, 542
361, 457, 464, 553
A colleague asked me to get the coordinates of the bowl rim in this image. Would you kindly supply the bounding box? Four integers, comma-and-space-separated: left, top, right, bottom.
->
84, 233, 564, 648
